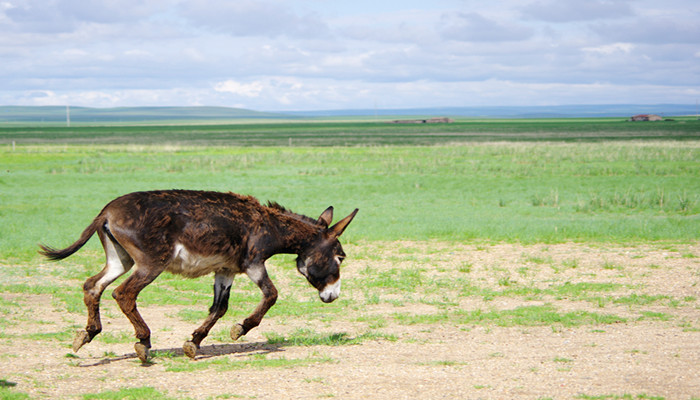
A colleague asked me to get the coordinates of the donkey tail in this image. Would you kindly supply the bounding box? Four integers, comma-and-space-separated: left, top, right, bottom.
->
39, 216, 104, 261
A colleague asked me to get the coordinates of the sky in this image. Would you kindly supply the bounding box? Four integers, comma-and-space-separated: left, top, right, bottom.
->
1, 0, 699, 111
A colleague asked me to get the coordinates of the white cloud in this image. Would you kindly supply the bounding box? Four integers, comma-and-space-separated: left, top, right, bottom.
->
583, 42, 634, 55
182, 48, 206, 62
124, 49, 151, 57
178, 0, 330, 38
1, 0, 698, 110
61, 48, 89, 57
521, 0, 634, 22
3, 0, 174, 29
214, 80, 265, 98
440, 12, 534, 42
3, 76, 697, 111
592, 17, 700, 44
13, 89, 118, 107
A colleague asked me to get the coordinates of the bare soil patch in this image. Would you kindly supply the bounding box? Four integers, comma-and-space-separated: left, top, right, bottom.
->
1, 242, 698, 399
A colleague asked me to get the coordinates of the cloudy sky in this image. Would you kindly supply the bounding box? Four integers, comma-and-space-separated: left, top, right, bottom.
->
1, 0, 699, 111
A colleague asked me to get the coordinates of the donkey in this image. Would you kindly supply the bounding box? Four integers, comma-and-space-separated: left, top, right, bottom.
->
39, 190, 358, 362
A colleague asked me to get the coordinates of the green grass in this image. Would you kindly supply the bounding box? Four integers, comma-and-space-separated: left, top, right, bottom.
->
553, 356, 574, 363
96, 331, 136, 345
0, 380, 29, 400
82, 386, 187, 400
0, 389, 30, 400
175, 308, 208, 323
392, 304, 627, 327
358, 266, 424, 292
2, 118, 699, 146
637, 311, 673, 321
0, 123, 696, 380
21, 327, 75, 342
354, 269, 628, 305
0, 121, 695, 400
0, 283, 84, 313
263, 328, 396, 346
613, 294, 670, 306
575, 394, 665, 400
1, 140, 698, 262
161, 353, 333, 373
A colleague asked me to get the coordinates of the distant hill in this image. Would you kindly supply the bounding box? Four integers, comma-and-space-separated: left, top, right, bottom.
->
0, 106, 287, 123
0, 104, 697, 124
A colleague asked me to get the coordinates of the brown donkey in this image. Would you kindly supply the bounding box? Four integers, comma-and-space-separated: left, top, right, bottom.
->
39, 190, 358, 362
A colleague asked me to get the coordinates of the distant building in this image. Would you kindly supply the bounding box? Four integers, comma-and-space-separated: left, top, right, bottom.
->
630, 114, 663, 121
390, 117, 454, 124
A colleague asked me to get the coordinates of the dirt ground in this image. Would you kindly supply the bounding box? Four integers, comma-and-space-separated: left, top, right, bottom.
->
1, 242, 699, 399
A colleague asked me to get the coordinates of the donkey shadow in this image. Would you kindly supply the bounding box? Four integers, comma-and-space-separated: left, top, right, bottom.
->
77, 341, 283, 367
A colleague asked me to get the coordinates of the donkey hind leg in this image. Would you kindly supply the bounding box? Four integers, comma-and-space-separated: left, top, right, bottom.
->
74, 233, 134, 353
231, 263, 278, 341
112, 264, 165, 363
183, 273, 234, 359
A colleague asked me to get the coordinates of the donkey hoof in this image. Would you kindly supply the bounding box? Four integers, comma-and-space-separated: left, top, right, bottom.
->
72, 330, 91, 353
183, 341, 198, 359
134, 343, 150, 363
231, 324, 245, 341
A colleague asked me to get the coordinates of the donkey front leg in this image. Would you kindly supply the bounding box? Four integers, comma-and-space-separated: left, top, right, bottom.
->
231, 263, 278, 340
183, 272, 234, 359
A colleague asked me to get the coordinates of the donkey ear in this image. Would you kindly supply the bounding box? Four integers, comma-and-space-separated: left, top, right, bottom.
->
318, 206, 334, 227
329, 208, 358, 238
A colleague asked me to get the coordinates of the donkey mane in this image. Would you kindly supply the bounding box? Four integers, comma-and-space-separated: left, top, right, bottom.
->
265, 201, 320, 226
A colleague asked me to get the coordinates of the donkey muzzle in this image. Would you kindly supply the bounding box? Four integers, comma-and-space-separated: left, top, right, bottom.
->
319, 279, 341, 303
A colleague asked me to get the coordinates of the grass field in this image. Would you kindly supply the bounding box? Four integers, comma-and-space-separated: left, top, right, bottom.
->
0, 120, 698, 399
2, 117, 699, 146
1, 139, 698, 262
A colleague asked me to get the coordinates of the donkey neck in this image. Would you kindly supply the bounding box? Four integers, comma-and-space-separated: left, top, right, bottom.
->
261, 210, 324, 257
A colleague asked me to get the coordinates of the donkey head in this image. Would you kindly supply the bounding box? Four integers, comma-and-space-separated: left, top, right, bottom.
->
296, 207, 358, 303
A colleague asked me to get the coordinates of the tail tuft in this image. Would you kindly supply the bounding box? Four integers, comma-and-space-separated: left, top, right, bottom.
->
38, 216, 102, 261
38, 244, 74, 261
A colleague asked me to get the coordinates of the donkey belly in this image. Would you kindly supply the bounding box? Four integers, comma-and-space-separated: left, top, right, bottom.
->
167, 243, 239, 278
